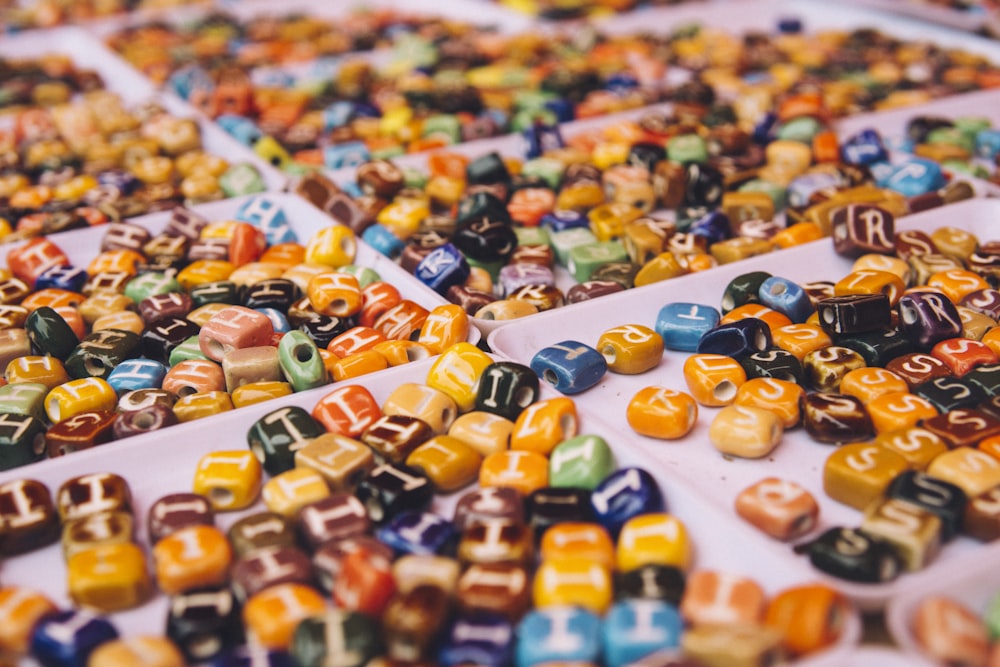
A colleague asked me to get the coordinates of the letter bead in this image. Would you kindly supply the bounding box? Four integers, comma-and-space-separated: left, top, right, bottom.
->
427, 342, 494, 413
682, 354, 746, 406
861, 496, 943, 572
801, 392, 874, 444
617, 513, 691, 573
626, 386, 698, 440
597, 324, 663, 375
656, 302, 721, 352
292, 612, 382, 667
192, 450, 263, 511
764, 585, 851, 657
153, 525, 233, 595
198, 306, 274, 362
734, 478, 819, 541
516, 607, 602, 667
247, 406, 326, 476
312, 385, 382, 438
262, 468, 331, 518
549, 435, 616, 491
530, 340, 607, 395
734, 378, 803, 428
533, 557, 613, 615
913, 596, 991, 667
898, 291, 964, 348
480, 451, 550, 497
510, 397, 578, 456
243, 583, 326, 651
67, 542, 151, 613
709, 405, 784, 459
85, 636, 185, 667
801, 526, 902, 583
0, 587, 58, 657
823, 443, 910, 510
147, 493, 214, 545
680, 570, 765, 627
56, 472, 131, 523
453, 487, 524, 533
928, 447, 1000, 498
965, 485, 1000, 541
355, 463, 434, 525
475, 362, 540, 421
30, 610, 119, 667
591, 468, 664, 537
45, 377, 117, 424
382, 383, 457, 436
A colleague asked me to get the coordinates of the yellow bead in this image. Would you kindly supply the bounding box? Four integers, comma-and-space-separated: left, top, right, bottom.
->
417, 304, 470, 355
330, 349, 390, 381
86, 636, 184, 667
734, 378, 803, 428
633, 251, 687, 287
201, 220, 239, 240
588, 202, 641, 242
448, 412, 514, 458
67, 543, 150, 612
5, 356, 69, 390
721, 191, 775, 224
596, 324, 663, 375
426, 342, 493, 413
172, 391, 234, 422
771, 323, 831, 362
177, 260, 235, 290
262, 467, 331, 517
709, 404, 784, 458
372, 340, 433, 366
377, 198, 430, 241
927, 269, 991, 304
533, 557, 612, 614
406, 435, 483, 493
823, 443, 910, 510
852, 253, 912, 285
45, 378, 116, 423
382, 382, 458, 435
152, 525, 232, 595
193, 450, 262, 511
91, 311, 144, 336
228, 262, 286, 287
616, 513, 691, 572
927, 447, 1000, 497
230, 381, 294, 408
709, 237, 773, 265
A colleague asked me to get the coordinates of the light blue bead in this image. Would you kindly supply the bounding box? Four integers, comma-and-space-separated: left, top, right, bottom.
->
215, 114, 263, 147
107, 359, 168, 395
786, 172, 841, 209
976, 128, 1000, 160
530, 340, 607, 395
516, 607, 601, 667
341, 181, 364, 198
840, 128, 888, 165
602, 600, 682, 667
255, 308, 290, 334
362, 224, 406, 259
759, 276, 813, 323
376, 511, 455, 556
869, 160, 896, 187
251, 67, 294, 89
34, 265, 87, 292
415, 243, 470, 295
881, 158, 946, 197
167, 63, 213, 100
655, 302, 721, 352
323, 141, 371, 170
235, 196, 296, 245
323, 101, 356, 130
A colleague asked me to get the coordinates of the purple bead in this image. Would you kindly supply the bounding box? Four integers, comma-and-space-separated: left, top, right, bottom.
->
376, 510, 456, 556
688, 211, 732, 246
439, 612, 514, 667
498, 264, 554, 297
898, 291, 963, 348
96, 169, 139, 195
31, 610, 119, 667
590, 467, 664, 536
541, 210, 588, 232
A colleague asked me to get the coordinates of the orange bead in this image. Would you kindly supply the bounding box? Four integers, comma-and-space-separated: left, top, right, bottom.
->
87, 249, 145, 277
682, 354, 747, 407
625, 386, 698, 439
930, 338, 999, 376
327, 326, 386, 358
734, 477, 819, 541
771, 221, 824, 249
866, 392, 939, 434
6, 238, 69, 287
312, 384, 382, 438
509, 397, 578, 456
811, 130, 840, 163
765, 584, 851, 656
719, 303, 792, 329
734, 378, 803, 428
479, 450, 549, 496
243, 583, 326, 650
927, 269, 990, 304
260, 242, 307, 268
770, 323, 831, 361
416, 304, 470, 355
228, 222, 267, 266
152, 525, 232, 595
538, 522, 615, 570
680, 570, 766, 627
839, 367, 910, 403
330, 349, 390, 381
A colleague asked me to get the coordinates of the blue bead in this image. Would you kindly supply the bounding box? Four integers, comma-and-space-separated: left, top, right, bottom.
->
976, 128, 1000, 159
530, 340, 607, 395
515, 607, 602, 667
31, 610, 119, 667
839, 129, 889, 165
96, 169, 139, 194
415, 243, 471, 295
522, 122, 564, 159
606, 73, 640, 92
758, 276, 814, 323
688, 211, 732, 246
590, 467, 664, 536
869, 160, 896, 187
215, 114, 263, 147
361, 224, 406, 259
322, 101, 356, 130
106, 358, 168, 394
168, 63, 213, 100
544, 98, 575, 123
255, 307, 291, 334
34, 265, 88, 292
235, 196, 296, 245
881, 157, 946, 197
751, 112, 778, 145
697, 319, 773, 358
777, 16, 803, 32
212, 648, 296, 667
340, 181, 363, 199
602, 600, 683, 667
439, 612, 514, 667
786, 172, 842, 209
376, 510, 456, 556
541, 209, 588, 232
323, 141, 371, 170
251, 68, 295, 89
655, 302, 721, 352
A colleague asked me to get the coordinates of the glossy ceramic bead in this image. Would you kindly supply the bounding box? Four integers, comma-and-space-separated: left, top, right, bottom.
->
913, 596, 991, 667
373, 300, 429, 341
456, 562, 532, 621
55, 472, 131, 524
0, 587, 58, 658
876, 426, 949, 470
867, 391, 939, 434
291, 611, 381, 667
377, 510, 456, 558
230, 545, 314, 603
141, 317, 200, 364
0, 413, 46, 470
594, 324, 662, 375
24, 306, 79, 360
0, 382, 49, 422
360, 414, 432, 465
406, 435, 483, 493
546, 434, 614, 490
839, 367, 910, 403
964, 484, 1000, 541
886, 470, 967, 542
105, 359, 167, 395
509, 397, 578, 457
426, 343, 493, 413
153, 525, 233, 595
192, 450, 263, 512
0, 478, 60, 555
616, 513, 691, 573
861, 497, 942, 571
801, 392, 874, 444
533, 557, 612, 615
764, 585, 850, 657
626, 386, 698, 440
590, 468, 663, 537
682, 353, 746, 406
453, 487, 525, 533
802, 346, 867, 394
382, 383, 457, 436
801, 526, 902, 583
898, 291, 964, 348
886, 352, 953, 389
198, 306, 273, 362
355, 462, 433, 525
516, 607, 601, 667
823, 443, 909, 510
312, 384, 382, 438
928, 447, 1000, 497
475, 362, 539, 422
932, 337, 998, 376
67, 541, 151, 612
243, 583, 326, 651
679, 570, 765, 628
262, 467, 330, 518
708, 405, 784, 459
815, 294, 892, 337
146, 493, 214, 545
830, 204, 895, 257
30, 610, 119, 667
924, 407, 1000, 448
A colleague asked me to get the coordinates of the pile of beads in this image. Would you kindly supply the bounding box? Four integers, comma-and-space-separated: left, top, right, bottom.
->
0, 195, 469, 471
910, 590, 1000, 665
0, 0, 207, 32
0, 84, 270, 243
522, 212, 1000, 585
898, 111, 1000, 183
0, 351, 852, 666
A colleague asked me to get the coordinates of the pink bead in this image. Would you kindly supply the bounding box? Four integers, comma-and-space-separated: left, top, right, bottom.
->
162, 360, 227, 397
198, 306, 274, 362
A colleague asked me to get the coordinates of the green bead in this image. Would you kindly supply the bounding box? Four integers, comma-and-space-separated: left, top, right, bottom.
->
371, 145, 405, 160
550, 227, 598, 266
0, 383, 49, 422
549, 434, 616, 490
168, 335, 209, 367
566, 241, 628, 282
248, 405, 327, 475
590, 261, 640, 290
515, 226, 551, 247
0, 413, 46, 471
24, 306, 79, 360
390, 34, 438, 70
278, 330, 327, 392
512, 108, 557, 133
284, 162, 317, 178
422, 115, 461, 143
337, 266, 381, 289
220, 163, 267, 197
291, 611, 382, 667
986, 589, 1000, 640
402, 167, 429, 189
521, 157, 565, 189
739, 178, 788, 212
124, 272, 182, 304
954, 116, 991, 140
667, 134, 708, 164
189, 281, 240, 307
926, 127, 975, 154
515, 89, 557, 113
64, 329, 141, 379
776, 116, 823, 143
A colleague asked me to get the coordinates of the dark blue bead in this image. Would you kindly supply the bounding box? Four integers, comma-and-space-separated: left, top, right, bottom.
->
688, 211, 732, 246
31, 610, 119, 667
758, 276, 813, 323
106, 358, 168, 394
439, 612, 514, 667
95, 169, 139, 195
697, 319, 772, 358
544, 98, 576, 123
516, 607, 601, 667
361, 224, 406, 259
522, 122, 564, 159
840, 129, 889, 165
590, 467, 664, 536
603, 600, 683, 667
34, 265, 88, 293
215, 114, 263, 147
414, 243, 471, 295
752, 112, 778, 145
376, 510, 456, 556
541, 209, 588, 232
777, 16, 803, 32
655, 302, 721, 352
530, 340, 607, 395
605, 73, 640, 92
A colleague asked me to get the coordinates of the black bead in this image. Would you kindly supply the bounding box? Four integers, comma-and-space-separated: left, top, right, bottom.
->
798, 526, 902, 583
886, 471, 967, 541
354, 463, 434, 525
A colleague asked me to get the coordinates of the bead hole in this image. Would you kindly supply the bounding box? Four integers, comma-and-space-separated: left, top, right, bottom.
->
47, 398, 61, 422
769, 283, 786, 296
713, 380, 737, 403
600, 344, 617, 365
329, 299, 348, 314
208, 487, 233, 507
177, 385, 198, 398
478, 310, 496, 321
188, 635, 222, 660
900, 306, 917, 325
515, 386, 535, 408
822, 309, 835, 324
543, 369, 560, 386
791, 514, 815, 535
441, 406, 457, 431
753, 330, 768, 351
32, 433, 45, 457
133, 412, 158, 429
561, 414, 577, 435
205, 338, 226, 359
84, 357, 105, 376
294, 344, 314, 363
406, 346, 430, 362
341, 237, 356, 256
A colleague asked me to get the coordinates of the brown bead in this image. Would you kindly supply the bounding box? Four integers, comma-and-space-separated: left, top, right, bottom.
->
964, 484, 1000, 541
509, 244, 554, 268
508, 284, 564, 312
231, 545, 314, 603
801, 392, 874, 444
922, 408, 1000, 449
803, 346, 867, 393
0, 478, 60, 555
62, 510, 134, 560
382, 584, 451, 662
227, 511, 297, 559
56, 472, 132, 522
456, 562, 531, 620
147, 492, 214, 544
457, 518, 534, 566
297, 493, 370, 551
565, 280, 626, 304
361, 415, 434, 464
44, 409, 116, 458
831, 204, 895, 257
453, 487, 525, 532
445, 286, 496, 316
885, 352, 954, 389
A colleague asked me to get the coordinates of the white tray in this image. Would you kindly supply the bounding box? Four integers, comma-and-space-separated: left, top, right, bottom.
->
840, 0, 988, 33
886, 539, 1000, 663
488, 197, 1000, 611
797, 644, 936, 667
0, 26, 286, 193
0, 355, 860, 665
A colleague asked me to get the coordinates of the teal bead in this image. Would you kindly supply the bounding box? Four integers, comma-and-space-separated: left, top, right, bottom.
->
403, 167, 429, 189
25, 306, 79, 360
337, 266, 381, 289
739, 178, 788, 212
422, 114, 462, 143
666, 134, 708, 164
189, 281, 240, 307
0, 383, 49, 422
124, 272, 182, 303
64, 329, 141, 379
0, 413, 46, 470
521, 157, 565, 190
551, 228, 599, 266
278, 330, 327, 392
566, 241, 629, 282
168, 335, 209, 367
549, 434, 616, 490
776, 116, 823, 143
515, 226, 551, 248
220, 163, 267, 197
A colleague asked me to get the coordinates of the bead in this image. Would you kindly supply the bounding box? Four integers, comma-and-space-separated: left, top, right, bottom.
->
928, 447, 1000, 497
231, 545, 314, 603
453, 487, 524, 533
355, 463, 433, 525
61, 509, 134, 560
0, 382, 49, 422
886, 470, 967, 542
406, 435, 483, 493
932, 337, 998, 376
56, 472, 131, 522
427, 342, 493, 412
876, 426, 949, 469
382, 383, 457, 436
626, 386, 698, 441
886, 352, 953, 389
617, 513, 691, 573
85, 636, 184, 667
44, 377, 117, 424
312, 384, 382, 438
0, 478, 60, 555
153, 525, 232, 595
262, 468, 330, 518
374, 300, 429, 341
243, 583, 326, 651
480, 451, 549, 497
147, 493, 214, 544
549, 434, 615, 490
509, 397, 578, 456
734, 477, 819, 541
913, 596, 991, 667
697, 319, 772, 358
595, 324, 663, 375
24, 306, 79, 360
106, 359, 167, 395
655, 303, 721, 352
965, 485, 1000, 541
294, 433, 375, 493
923, 407, 1000, 448
30, 611, 119, 667
823, 443, 909, 510
0, 587, 57, 658
898, 291, 964, 348
861, 497, 942, 571
679, 570, 764, 627
331, 546, 397, 616
516, 607, 601, 667
801, 526, 902, 583
291, 611, 381, 667
361, 415, 433, 464
803, 346, 867, 393
865, 391, 938, 434
709, 404, 783, 459
457, 562, 531, 621
192, 450, 263, 511
172, 391, 234, 422
591, 468, 663, 537
476, 362, 540, 422
198, 306, 273, 362
67, 542, 150, 612
141, 317, 200, 364
0, 413, 47, 470
682, 353, 746, 406
840, 367, 909, 403
533, 557, 612, 614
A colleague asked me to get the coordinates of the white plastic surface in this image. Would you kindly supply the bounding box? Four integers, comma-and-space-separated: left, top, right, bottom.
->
840, 0, 987, 32
887, 539, 1000, 664
0, 355, 860, 665
796, 644, 936, 667
488, 197, 1000, 611
0, 26, 286, 193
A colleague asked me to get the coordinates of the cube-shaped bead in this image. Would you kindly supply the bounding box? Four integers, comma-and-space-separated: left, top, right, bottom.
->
67, 542, 151, 612
861, 497, 942, 571
193, 450, 263, 511
516, 607, 601, 667
734, 478, 819, 541
591, 468, 663, 537
626, 387, 699, 440
30, 610, 119, 667
823, 443, 909, 510
656, 302, 721, 352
